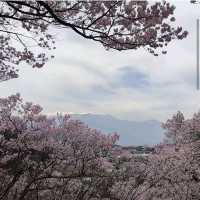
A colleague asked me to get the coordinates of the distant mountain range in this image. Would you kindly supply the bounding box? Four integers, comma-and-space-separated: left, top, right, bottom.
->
71, 114, 165, 146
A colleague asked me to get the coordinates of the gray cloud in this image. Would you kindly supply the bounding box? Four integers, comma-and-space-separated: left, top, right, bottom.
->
117, 66, 150, 88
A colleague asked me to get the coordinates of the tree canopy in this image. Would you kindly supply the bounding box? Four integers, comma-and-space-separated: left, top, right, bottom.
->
1, 94, 200, 199
0, 1, 187, 82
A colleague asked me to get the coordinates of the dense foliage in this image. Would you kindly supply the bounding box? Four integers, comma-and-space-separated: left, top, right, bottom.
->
0, 94, 119, 200
0, 95, 200, 200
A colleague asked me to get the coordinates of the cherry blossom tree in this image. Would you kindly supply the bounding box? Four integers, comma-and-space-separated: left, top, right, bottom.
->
1, 98, 200, 200
107, 111, 200, 200
138, 112, 200, 200
0, 93, 119, 200
0, 1, 188, 82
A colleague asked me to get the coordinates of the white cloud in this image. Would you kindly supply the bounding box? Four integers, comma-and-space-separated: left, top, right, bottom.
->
1, 2, 200, 122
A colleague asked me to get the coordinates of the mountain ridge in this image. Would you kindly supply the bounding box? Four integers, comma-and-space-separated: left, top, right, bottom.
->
71, 113, 165, 146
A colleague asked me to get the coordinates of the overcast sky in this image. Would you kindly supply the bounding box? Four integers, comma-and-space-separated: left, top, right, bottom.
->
1, 1, 200, 122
